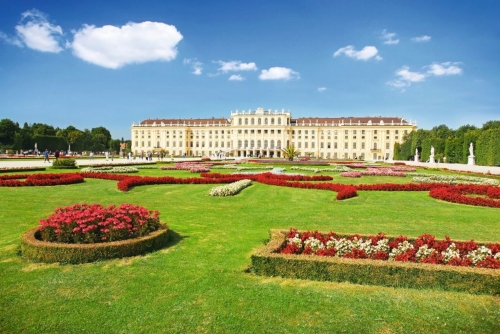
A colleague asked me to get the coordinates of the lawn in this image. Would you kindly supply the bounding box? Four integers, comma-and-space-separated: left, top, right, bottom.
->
1, 165, 499, 333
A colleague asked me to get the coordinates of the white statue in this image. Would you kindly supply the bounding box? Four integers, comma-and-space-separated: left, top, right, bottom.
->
469, 142, 474, 157
415, 148, 418, 156
430, 146, 435, 156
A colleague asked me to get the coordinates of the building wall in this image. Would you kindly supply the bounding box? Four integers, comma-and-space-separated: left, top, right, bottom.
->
131, 108, 416, 160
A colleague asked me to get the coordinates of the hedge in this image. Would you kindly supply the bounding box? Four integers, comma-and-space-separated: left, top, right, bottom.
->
20, 224, 170, 264
251, 230, 500, 295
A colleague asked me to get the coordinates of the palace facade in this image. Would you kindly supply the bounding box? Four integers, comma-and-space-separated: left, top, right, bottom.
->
130, 108, 417, 160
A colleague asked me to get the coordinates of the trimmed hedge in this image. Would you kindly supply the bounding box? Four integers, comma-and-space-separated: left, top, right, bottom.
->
251, 230, 500, 295
20, 224, 170, 264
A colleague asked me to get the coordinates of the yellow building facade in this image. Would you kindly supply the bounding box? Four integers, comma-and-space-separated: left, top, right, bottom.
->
131, 108, 417, 160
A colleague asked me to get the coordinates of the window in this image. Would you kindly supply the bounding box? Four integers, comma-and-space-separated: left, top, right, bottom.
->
238, 119, 242, 125
345, 130, 348, 134
386, 143, 390, 149
251, 118, 255, 125
353, 143, 357, 149
271, 118, 275, 125
334, 143, 338, 149
362, 142, 365, 149
344, 142, 348, 149
258, 118, 261, 125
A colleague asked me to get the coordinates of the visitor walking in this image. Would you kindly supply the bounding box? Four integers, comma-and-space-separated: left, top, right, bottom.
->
43, 149, 50, 163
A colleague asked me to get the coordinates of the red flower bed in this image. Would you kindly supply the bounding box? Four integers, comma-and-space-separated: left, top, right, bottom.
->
429, 185, 500, 208
38, 203, 161, 243
0, 173, 84, 187
281, 229, 500, 269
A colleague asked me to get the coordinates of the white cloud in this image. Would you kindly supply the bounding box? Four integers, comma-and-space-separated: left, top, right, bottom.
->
259, 67, 299, 80
216, 60, 257, 72
183, 58, 203, 75
387, 66, 426, 89
71, 21, 183, 69
0, 32, 23, 47
427, 62, 462, 76
412, 35, 431, 43
333, 45, 381, 61
13, 9, 64, 53
388, 62, 462, 90
381, 29, 399, 45
228, 74, 244, 81
317, 87, 327, 92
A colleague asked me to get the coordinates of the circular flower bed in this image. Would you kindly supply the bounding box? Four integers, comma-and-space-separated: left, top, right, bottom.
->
0, 173, 84, 187
20, 203, 170, 263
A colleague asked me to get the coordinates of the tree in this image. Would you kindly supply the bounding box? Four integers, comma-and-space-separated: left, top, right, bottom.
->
281, 145, 301, 161
0, 119, 21, 146
31, 123, 56, 136
91, 127, 112, 146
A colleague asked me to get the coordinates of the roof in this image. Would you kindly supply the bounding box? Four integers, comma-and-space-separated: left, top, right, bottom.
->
291, 116, 412, 125
140, 118, 230, 126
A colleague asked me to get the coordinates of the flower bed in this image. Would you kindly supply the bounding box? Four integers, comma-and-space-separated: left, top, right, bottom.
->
409, 173, 499, 186
209, 179, 252, 196
280, 229, 500, 268
21, 203, 170, 264
291, 166, 351, 173
251, 229, 500, 295
38, 203, 162, 243
0, 173, 84, 187
430, 185, 500, 208
0, 166, 46, 173
80, 166, 139, 173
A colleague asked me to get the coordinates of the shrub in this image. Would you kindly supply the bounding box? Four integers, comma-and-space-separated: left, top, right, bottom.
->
21, 225, 170, 264
52, 158, 77, 169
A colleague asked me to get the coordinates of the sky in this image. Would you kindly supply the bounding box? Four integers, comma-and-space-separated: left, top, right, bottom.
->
0, 0, 499, 140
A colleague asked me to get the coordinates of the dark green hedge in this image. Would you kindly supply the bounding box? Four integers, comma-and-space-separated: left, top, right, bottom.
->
20, 224, 170, 264
251, 230, 500, 295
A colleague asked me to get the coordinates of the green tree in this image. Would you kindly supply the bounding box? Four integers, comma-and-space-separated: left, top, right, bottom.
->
281, 145, 301, 161
91, 127, 112, 146
0, 119, 21, 146
31, 123, 57, 136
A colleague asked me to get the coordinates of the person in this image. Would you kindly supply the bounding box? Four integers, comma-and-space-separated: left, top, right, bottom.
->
111, 151, 114, 161
105, 151, 109, 161
89, 151, 94, 160
43, 149, 50, 163
54, 150, 60, 160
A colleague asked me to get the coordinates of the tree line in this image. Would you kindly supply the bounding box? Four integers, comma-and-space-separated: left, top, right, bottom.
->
394, 120, 500, 166
0, 119, 130, 153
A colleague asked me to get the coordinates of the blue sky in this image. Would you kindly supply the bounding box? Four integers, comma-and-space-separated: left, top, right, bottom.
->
1, 0, 499, 140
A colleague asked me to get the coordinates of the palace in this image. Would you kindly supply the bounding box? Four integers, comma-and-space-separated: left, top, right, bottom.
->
130, 108, 417, 160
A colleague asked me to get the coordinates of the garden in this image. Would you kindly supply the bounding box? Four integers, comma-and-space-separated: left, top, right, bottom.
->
0, 159, 499, 333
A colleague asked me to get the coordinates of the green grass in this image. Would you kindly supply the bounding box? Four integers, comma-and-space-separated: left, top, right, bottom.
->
1, 167, 499, 333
